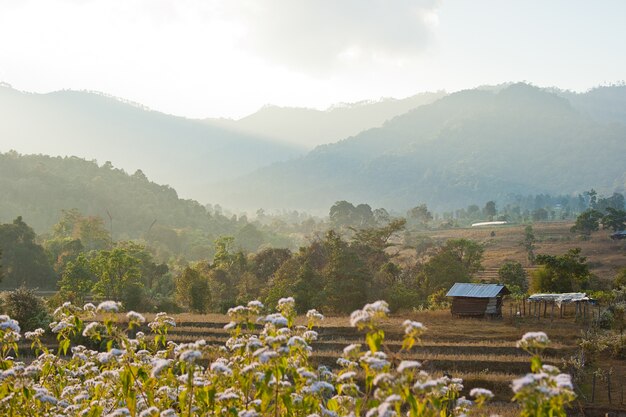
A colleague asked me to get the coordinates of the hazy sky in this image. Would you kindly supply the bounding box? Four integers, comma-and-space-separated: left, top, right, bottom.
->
1, 0, 625, 119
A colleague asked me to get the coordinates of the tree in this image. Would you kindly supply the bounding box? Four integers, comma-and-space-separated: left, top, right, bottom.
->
483, 201, 497, 220
614, 268, 626, 289
235, 224, 264, 252
52, 209, 111, 251
532, 248, 590, 292
522, 225, 536, 264
90, 247, 142, 309
421, 239, 484, 292
322, 231, 371, 314
596, 192, 624, 212
532, 208, 549, 221
175, 267, 211, 313
352, 218, 406, 252
250, 248, 292, 284
329, 201, 356, 228
0, 217, 55, 289
373, 208, 390, 226
407, 204, 433, 227
58, 254, 95, 304
601, 207, 626, 232
1, 287, 51, 331
498, 260, 528, 294
213, 236, 236, 269
570, 209, 603, 236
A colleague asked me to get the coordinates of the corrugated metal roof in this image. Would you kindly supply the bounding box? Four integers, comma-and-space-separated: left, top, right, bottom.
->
446, 283, 508, 298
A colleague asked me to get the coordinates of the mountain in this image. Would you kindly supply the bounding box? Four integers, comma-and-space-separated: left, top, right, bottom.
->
204, 91, 446, 148
0, 152, 291, 259
212, 83, 626, 212
0, 83, 304, 203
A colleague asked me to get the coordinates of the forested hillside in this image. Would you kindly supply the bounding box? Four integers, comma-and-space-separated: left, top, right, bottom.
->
215, 83, 626, 211
0, 84, 303, 202
0, 152, 289, 259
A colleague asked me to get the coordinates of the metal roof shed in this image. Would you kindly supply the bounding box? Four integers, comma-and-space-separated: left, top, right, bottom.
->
446, 283, 510, 317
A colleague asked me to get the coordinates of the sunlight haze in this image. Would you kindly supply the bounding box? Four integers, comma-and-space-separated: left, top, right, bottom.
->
1, 0, 625, 119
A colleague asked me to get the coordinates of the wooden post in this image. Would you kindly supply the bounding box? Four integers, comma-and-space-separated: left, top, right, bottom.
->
592, 373, 596, 402
608, 372, 612, 405
523, 299, 526, 316
551, 302, 555, 321
543, 301, 548, 318
560, 304, 563, 318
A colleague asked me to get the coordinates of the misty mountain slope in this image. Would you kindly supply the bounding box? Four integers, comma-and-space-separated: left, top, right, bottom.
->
213, 83, 626, 212
0, 84, 304, 202
205, 91, 446, 148
0, 152, 241, 237
558, 85, 626, 124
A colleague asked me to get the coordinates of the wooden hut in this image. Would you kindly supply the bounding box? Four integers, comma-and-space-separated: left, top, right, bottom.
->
446, 283, 510, 317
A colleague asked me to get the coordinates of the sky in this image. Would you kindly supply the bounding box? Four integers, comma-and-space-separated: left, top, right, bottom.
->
0, 0, 625, 119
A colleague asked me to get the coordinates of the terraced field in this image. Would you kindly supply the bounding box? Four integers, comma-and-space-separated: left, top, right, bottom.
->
147, 308, 583, 403
18, 304, 624, 414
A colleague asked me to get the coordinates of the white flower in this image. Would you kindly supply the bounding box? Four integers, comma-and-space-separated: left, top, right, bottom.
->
303, 330, 319, 341
179, 349, 202, 363
51, 320, 73, 333
402, 320, 426, 335
139, 407, 160, 417
337, 371, 357, 382
277, 297, 295, 308
350, 301, 389, 328
160, 409, 178, 417
470, 388, 494, 399
306, 309, 324, 321
82, 322, 101, 337
397, 360, 421, 373
210, 361, 233, 376
264, 313, 288, 327
247, 300, 264, 312
305, 381, 335, 394
83, 303, 96, 312
126, 311, 146, 323
517, 332, 550, 350
25, 328, 45, 339
0, 316, 21, 333
96, 301, 121, 313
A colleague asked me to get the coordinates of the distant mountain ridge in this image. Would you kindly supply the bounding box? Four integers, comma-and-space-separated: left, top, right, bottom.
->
0, 84, 304, 203
205, 91, 446, 148
212, 83, 626, 212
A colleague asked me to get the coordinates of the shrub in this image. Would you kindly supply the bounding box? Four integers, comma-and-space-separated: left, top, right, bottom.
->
1, 286, 51, 331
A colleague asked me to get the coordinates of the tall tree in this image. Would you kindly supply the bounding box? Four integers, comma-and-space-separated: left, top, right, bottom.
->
532, 248, 590, 292
498, 260, 528, 294
601, 207, 626, 232
522, 225, 537, 264
483, 201, 497, 220
571, 209, 603, 236
0, 217, 54, 289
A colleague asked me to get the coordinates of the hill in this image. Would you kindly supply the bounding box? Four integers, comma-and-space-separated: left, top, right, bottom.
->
205, 91, 446, 148
213, 83, 626, 212
0, 152, 286, 258
0, 83, 304, 203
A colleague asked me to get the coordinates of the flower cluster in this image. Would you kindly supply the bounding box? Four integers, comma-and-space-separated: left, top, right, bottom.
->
0, 300, 576, 417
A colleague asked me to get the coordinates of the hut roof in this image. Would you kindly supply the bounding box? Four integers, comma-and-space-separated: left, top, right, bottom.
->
527, 293, 590, 305
446, 283, 510, 298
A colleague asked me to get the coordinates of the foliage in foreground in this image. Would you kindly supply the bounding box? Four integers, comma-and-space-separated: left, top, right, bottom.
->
0, 299, 575, 417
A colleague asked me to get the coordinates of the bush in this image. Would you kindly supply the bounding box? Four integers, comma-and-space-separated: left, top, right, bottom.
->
1, 287, 51, 331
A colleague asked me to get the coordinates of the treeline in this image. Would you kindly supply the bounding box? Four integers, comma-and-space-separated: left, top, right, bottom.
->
1, 213, 624, 316
0, 152, 292, 260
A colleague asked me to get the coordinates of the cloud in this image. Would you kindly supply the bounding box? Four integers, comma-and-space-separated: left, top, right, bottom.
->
223, 0, 441, 73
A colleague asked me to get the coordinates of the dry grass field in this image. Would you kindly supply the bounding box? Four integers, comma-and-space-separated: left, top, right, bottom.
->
396, 221, 626, 281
